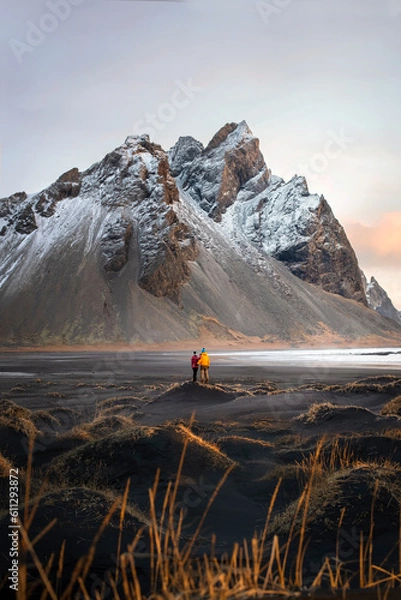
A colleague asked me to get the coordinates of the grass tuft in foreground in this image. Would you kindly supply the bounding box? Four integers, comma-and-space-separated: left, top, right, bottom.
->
2, 421, 401, 599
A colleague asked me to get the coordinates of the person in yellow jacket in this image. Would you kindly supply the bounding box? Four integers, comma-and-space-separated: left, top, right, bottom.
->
197, 348, 210, 384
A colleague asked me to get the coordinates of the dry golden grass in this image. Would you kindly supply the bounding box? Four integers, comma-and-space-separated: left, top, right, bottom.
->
295, 401, 378, 425
323, 376, 401, 395
258, 463, 300, 484
97, 395, 143, 410
251, 420, 291, 435
220, 435, 274, 448
0, 398, 31, 418
0, 452, 13, 477
45, 391, 66, 398
296, 376, 401, 397
382, 396, 401, 417
295, 436, 355, 481
294, 436, 401, 487
68, 414, 137, 442
0, 399, 39, 438
4, 418, 401, 600
274, 433, 313, 448
58, 426, 93, 443
295, 401, 340, 424
10, 384, 25, 393
31, 410, 61, 427
176, 424, 236, 469
382, 427, 401, 439
13, 431, 401, 599
273, 435, 401, 519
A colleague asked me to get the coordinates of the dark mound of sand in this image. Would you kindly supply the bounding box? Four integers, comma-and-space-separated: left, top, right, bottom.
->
320, 434, 401, 466
320, 375, 401, 395
0, 398, 38, 435
0, 400, 83, 468
29, 417, 139, 469
219, 435, 274, 462
71, 414, 138, 440
3, 356, 401, 599
0, 486, 149, 595
35, 407, 79, 432
41, 425, 267, 554
152, 382, 239, 405
295, 402, 398, 433
97, 395, 144, 415
275, 434, 401, 470
0, 400, 40, 465
246, 382, 280, 395
271, 464, 401, 581
45, 425, 234, 503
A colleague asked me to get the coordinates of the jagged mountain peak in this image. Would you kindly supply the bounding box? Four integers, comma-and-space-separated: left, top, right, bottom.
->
220, 174, 367, 305
203, 120, 253, 154
173, 125, 367, 305
175, 119, 270, 222
168, 135, 204, 177
287, 175, 310, 195
121, 134, 170, 163
364, 274, 401, 325
124, 133, 151, 146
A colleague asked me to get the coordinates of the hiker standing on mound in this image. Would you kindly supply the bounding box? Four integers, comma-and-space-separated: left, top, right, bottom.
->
198, 348, 210, 384
191, 351, 199, 383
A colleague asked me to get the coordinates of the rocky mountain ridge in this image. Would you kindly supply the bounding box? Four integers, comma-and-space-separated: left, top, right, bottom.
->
171, 121, 366, 305
0, 122, 399, 346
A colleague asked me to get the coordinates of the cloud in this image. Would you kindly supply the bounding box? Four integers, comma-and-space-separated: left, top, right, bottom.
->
344, 212, 401, 268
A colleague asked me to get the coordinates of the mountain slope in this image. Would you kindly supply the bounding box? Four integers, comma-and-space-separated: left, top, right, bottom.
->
0, 129, 399, 347
0, 136, 198, 344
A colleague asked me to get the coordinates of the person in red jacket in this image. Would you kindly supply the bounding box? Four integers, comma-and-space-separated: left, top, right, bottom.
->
191, 351, 199, 383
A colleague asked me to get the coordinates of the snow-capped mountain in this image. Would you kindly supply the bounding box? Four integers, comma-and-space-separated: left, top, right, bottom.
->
0, 123, 399, 346
171, 121, 366, 305
363, 274, 401, 326
171, 122, 271, 222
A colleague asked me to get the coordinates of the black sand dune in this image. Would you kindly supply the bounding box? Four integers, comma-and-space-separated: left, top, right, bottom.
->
152, 381, 239, 404
0, 487, 149, 588
295, 402, 401, 433
0, 353, 401, 598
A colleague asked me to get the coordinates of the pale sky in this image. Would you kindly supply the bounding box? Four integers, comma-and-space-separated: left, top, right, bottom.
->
1, 0, 400, 307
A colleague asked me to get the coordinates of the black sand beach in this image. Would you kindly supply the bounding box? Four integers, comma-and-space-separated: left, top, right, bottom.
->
1, 350, 401, 599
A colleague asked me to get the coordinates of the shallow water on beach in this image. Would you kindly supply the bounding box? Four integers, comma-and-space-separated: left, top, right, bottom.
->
210, 347, 401, 367
0, 348, 400, 378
